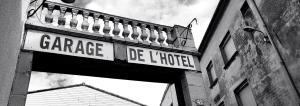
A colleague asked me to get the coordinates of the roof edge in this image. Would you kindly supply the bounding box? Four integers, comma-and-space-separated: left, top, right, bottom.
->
159, 84, 172, 106
84, 84, 147, 106
197, 0, 230, 60
28, 83, 146, 106
28, 83, 84, 94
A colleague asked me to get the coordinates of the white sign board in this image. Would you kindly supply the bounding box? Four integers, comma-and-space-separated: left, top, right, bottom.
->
24, 30, 114, 61
127, 46, 196, 70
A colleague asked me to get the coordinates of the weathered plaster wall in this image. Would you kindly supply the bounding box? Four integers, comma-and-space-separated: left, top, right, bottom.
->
183, 71, 207, 106
0, 0, 23, 105
257, 0, 300, 94
160, 71, 207, 106
200, 0, 299, 105
199, 0, 244, 105
230, 4, 298, 105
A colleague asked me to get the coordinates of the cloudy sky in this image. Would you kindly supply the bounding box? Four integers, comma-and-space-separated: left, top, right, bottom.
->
28, 0, 219, 106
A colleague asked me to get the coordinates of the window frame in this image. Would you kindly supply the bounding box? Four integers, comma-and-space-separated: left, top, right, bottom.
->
206, 61, 218, 88
240, 1, 251, 18
240, 1, 254, 26
218, 101, 225, 106
219, 31, 238, 69
234, 80, 252, 106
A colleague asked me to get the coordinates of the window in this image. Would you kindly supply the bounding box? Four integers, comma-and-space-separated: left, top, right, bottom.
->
218, 101, 225, 106
207, 61, 218, 88
240, 1, 254, 26
220, 32, 238, 69
240, 1, 251, 17
234, 80, 257, 106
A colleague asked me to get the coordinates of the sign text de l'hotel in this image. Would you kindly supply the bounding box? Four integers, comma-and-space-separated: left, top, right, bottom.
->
127, 46, 196, 70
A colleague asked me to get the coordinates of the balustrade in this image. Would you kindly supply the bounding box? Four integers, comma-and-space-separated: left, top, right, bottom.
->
33, 1, 178, 48
92, 13, 100, 33
140, 24, 148, 44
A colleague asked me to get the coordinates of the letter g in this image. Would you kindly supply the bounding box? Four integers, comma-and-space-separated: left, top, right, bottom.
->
40, 34, 50, 49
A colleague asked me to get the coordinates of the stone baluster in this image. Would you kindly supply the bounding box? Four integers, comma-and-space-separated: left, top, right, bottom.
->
92, 13, 100, 33
131, 21, 139, 42
166, 28, 174, 47
81, 11, 89, 31
45, 4, 54, 23
103, 16, 111, 37
112, 18, 121, 38
58, 6, 67, 26
149, 25, 159, 46
140, 24, 149, 44
122, 20, 130, 41
70, 9, 78, 29
157, 27, 166, 47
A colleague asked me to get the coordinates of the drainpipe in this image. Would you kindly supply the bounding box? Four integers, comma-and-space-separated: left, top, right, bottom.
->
248, 0, 300, 98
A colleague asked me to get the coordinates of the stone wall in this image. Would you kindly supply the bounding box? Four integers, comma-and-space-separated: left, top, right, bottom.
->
257, 0, 300, 95
0, 0, 23, 105
199, 0, 299, 105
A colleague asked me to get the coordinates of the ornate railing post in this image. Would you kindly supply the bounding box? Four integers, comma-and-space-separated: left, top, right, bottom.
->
166, 28, 174, 48
45, 3, 54, 23
70, 9, 78, 29
112, 18, 121, 38
157, 26, 166, 47
92, 13, 101, 33
58, 6, 67, 26
140, 24, 149, 45
81, 11, 90, 31
103, 15, 111, 38
131, 21, 139, 43
122, 20, 130, 41
149, 25, 159, 47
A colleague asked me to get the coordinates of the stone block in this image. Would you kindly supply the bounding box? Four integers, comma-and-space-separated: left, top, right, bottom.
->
185, 71, 204, 86
114, 43, 127, 61
10, 72, 30, 95
8, 95, 26, 106
188, 85, 207, 106
172, 25, 194, 40
173, 38, 195, 47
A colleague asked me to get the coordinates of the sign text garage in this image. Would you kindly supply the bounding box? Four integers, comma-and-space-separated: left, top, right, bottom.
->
127, 46, 196, 70
24, 30, 114, 61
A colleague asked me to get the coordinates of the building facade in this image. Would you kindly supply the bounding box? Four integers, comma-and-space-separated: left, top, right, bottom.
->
161, 0, 300, 106
198, 0, 300, 106
26, 83, 146, 106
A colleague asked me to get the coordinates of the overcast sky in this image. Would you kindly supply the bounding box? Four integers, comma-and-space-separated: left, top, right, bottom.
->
28, 0, 219, 106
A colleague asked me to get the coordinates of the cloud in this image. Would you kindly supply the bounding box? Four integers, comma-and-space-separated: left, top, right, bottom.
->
85, 0, 218, 48
29, 72, 74, 91
46, 73, 74, 88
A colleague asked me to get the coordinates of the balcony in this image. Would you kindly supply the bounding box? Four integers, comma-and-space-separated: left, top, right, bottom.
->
25, 1, 198, 55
